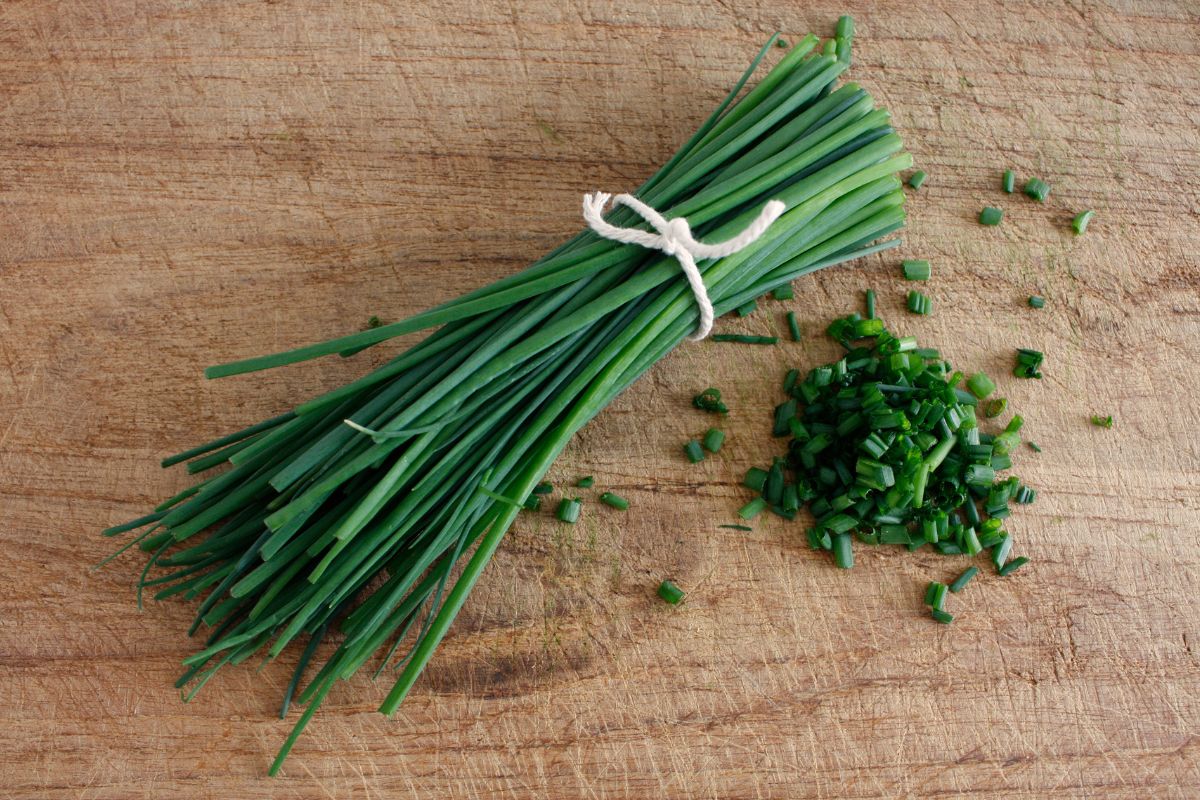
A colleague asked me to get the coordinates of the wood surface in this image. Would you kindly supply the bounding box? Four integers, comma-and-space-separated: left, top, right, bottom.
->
1, 0, 1198, 797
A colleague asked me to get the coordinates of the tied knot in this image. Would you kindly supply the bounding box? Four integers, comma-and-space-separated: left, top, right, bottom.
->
581, 191, 785, 340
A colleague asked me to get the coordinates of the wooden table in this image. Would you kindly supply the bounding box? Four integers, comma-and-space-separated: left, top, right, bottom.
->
2, 1, 1198, 797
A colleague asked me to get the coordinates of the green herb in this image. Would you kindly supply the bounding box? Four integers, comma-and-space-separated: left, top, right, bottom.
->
702, 428, 725, 453
533, 482, 553, 494
1028, 295, 1045, 309
599, 492, 629, 510
930, 608, 954, 624
902, 259, 931, 281
738, 498, 768, 520
982, 397, 1007, 418
693, 388, 728, 415
832, 532, 854, 568
907, 290, 932, 315
711, 334, 778, 345
1002, 170, 1015, 193
1090, 414, 1114, 428
684, 440, 706, 463
576, 476, 594, 488
978, 206, 1003, 226
1072, 210, 1094, 235
719, 523, 753, 531
1023, 177, 1050, 202
736, 300, 758, 317
998, 556, 1029, 577
657, 580, 685, 605
557, 497, 582, 523
786, 312, 802, 342
1014, 348, 1044, 379
103, 25, 916, 773
366, 315, 382, 329
966, 372, 996, 399
523, 495, 542, 511
907, 170, 927, 190
772, 285, 794, 300
1028, 441, 1041, 452
949, 566, 978, 593
865, 289, 877, 319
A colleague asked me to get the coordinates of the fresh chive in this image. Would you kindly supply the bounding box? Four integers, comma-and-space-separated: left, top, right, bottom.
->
711, 334, 778, 345
1090, 414, 1114, 429
744, 467, 769, 492
772, 285, 794, 300
599, 492, 629, 510
523, 495, 542, 511
1028, 441, 1042, 452
930, 608, 954, 624
1002, 170, 1015, 193
1023, 177, 1050, 202
949, 566, 978, 593
836, 14, 855, 39
532, 482, 553, 495
832, 532, 854, 569
786, 311, 802, 342
738, 498, 768, 520
907, 170, 927, 190
556, 498, 582, 524
1028, 295, 1045, 309
966, 372, 996, 399
998, 556, 1029, 577
1072, 210, 1094, 235
978, 206, 1003, 226
929, 581, 949, 610
736, 300, 758, 317
684, 440, 706, 463
865, 289, 877, 319
902, 259, 931, 281
1014, 348, 1044, 379
575, 476, 595, 488
719, 523, 753, 531
702, 428, 725, 453
982, 397, 1007, 418
693, 387, 728, 414
907, 290, 932, 315
657, 580, 685, 605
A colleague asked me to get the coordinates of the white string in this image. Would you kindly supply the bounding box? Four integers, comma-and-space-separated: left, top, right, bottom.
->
582, 192, 785, 340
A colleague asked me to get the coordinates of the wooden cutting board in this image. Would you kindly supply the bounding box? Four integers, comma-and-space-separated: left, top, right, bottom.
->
1, 1, 1197, 797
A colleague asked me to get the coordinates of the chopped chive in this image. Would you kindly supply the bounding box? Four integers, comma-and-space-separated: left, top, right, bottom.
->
1028, 295, 1045, 309
532, 482, 553, 495
966, 372, 996, 399
783, 368, 799, 394
1090, 414, 1114, 429
683, 440, 705, 463
997, 556, 1029, 577
930, 608, 954, 624
785, 311, 802, 342
575, 476, 594, 488
836, 14, 855, 39
719, 523, 753, 531
711, 334, 778, 345
1028, 441, 1042, 452
865, 289, 876, 319
1023, 177, 1050, 202
772, 285, 794, 300
832, 532, 854, 569
1014, 348, 1044, 379
701, 428, 725, 453
657, 580, 685, 605
907, 170, 927, 190
923, 581, 940, 606
949, 566, 978, 593
523, 495, 542, 511
744, 467, 768, 492
1002, 170, 1015, 193
822, 38, 836, 57
978, 206, 1003, 226
929, 581, 949, 610
693, 387, 728, 414
901, 259, 931, 281
365, 315, 382, 329
556, 497, 582, 524
982, 397, 1007, 418
598, 492, 628, 510
738, 497, 768, 520
736, 300, 758, 317
1072, 210, 1094, 235
906, 290, 932, 315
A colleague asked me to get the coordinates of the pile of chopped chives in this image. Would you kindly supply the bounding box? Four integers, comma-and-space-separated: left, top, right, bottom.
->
739, 312, 1034, 623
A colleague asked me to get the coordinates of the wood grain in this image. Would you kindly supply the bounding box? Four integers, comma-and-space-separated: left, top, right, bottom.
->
2, 1, 1198, 797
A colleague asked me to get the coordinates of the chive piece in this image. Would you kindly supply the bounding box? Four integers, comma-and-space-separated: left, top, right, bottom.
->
786, 311, 802, 342
1014, 348, 1044, 379
702, 428, 725, 453
693, 387, 728, 414
998, 556, 1029, 577
719, 523, 752, 531
901, 259, 931, 281
949, 566, 979, 593
906, 290, 932, 315
1028, 295, 1045, 309
523, 495, 542, 511
836, 14, 855, 39
966, 372, 996, 399
736, 300, 758, 317
930, 608, 954, 624
772, 285, 794, 300
773, 399, 797, 437
576, 476, 595, 488
532, 482, 553, 495
907, 170, 927, 190
1002, 170, 1015, 193
979, 206, 1003, 226
929, 581, 949, 610
1072, 210, 1094, 235
865, 289, 877, 319
832, 532, 854, 569
822, 38, 836, 57
599, 492, 628, 510
711, 334, 778, 345
1023, 177, 1050, 202
1028, 441, 1042, 453
982, 397, 1007, 418
556, 498, 582, 524
783, 368, 799, 394
365, 315, 382, 329
738, 498, 768, 520
657, 580, 685, 605
923, 581, 939, 605
744, 467, 768, 492
1090, 414, 1114, 429
683, 440, 706, 463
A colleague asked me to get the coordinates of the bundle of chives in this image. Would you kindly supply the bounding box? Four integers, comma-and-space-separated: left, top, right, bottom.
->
103, 23, 909, 774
